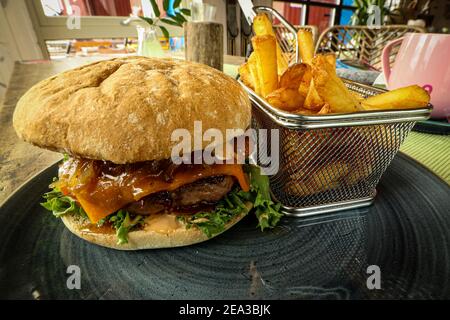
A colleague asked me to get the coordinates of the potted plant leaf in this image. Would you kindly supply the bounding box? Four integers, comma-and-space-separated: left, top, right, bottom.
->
137, 0, 191, 57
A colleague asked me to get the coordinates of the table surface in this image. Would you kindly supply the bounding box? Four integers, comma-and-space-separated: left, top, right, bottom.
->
0, 56, 448, 206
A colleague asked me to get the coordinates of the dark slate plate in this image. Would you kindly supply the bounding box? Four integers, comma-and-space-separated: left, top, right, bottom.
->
0, 153, 449, 300
413, 120, 450, 135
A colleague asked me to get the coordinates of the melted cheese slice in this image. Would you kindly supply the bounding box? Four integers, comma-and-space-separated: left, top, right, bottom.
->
67, 164, 249, 224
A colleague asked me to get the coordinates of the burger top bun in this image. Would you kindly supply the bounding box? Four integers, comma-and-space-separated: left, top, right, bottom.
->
13, 56, 251, 164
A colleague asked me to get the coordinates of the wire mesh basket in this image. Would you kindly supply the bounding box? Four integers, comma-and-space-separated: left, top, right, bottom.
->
243, 6, 432, 216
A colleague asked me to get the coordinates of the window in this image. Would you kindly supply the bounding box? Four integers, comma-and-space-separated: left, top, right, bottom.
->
271, 0, 356, 31
308, 5, 335, 34
40, 0, 158, 17
273, 2, 304, 26
339, 8, 353, 25
29, 0, 187, 59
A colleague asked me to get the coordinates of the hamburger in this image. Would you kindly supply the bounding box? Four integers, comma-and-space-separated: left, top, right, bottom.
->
13, 56, 282, 250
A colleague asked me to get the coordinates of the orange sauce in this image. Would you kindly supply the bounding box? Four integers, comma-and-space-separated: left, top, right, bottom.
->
58, 159, 249, 224
81, 223, 115, 235
146, 214, 181, 233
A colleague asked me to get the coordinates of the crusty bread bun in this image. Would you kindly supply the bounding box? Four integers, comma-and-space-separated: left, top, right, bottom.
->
13, 56, 251, 164
61, 202, 252, 250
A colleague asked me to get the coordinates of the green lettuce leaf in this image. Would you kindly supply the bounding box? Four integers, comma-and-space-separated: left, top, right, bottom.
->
178, 165, 283, 237
42, 185, 144, 245
247, 165, 283, 231
41, 187, 86, 218
178, 186, 252, 238
99, 210, 144, 245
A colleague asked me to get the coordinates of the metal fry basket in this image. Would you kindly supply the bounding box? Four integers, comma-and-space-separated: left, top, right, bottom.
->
244, 6, 432, 216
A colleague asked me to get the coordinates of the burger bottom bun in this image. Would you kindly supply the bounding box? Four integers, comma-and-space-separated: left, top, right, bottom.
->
61, 202, 252, 250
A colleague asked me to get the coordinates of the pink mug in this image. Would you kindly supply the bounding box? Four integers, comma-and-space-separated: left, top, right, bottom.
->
382, 33, 450, 119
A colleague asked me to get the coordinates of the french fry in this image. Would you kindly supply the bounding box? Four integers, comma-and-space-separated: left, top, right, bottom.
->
287, 162, 350, 196
351, 91, 364, 102
251, 35, 279, 97
303, 79, 324, 110
247, 52, 262, 95
313, 53, 336, 72
298, 57, 333, 112
279, 63, 308, 89
361, 85, 430, 110
324, 53, 336, 70
318, 53, 336, 70
312, 65, 361, 113
238, 62, 254, 91
239, 16, 430, 116
253, 13, 288, 76
298, 64, 312, 98
317, 103, 331, 115
307, 54, 357, 112
297, 29, 315, 64
295, 107, 317, 115
346, 161, 374, 185
310, 162, 350, 192
266, 88, 305, 111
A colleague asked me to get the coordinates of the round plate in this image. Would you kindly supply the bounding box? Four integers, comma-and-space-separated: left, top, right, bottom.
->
0, 153, 449, 299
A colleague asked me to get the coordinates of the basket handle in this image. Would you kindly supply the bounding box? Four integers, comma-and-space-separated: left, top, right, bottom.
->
382, 37, 404, 83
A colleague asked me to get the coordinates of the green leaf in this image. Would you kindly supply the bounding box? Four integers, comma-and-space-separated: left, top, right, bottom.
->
139, 16, 154, 25
180, 8, 191, 16
161, 17, 182, 27
170, 14, 185, 24
163, 0, 169, 11
248, 165, 271, 200
105, 210, 144, 245
180, 187, 251, 238
170, 16, 184, 26
180, 164, 283, 237
173, 0, 182, 9
41, 186, 86, 218
159, 25, 170, 39
175, 12, 187, 23
149, 0, 160, 17
247, 165, 284, 231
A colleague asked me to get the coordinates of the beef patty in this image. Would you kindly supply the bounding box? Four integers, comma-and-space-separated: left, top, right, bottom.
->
125, 175, 235, 215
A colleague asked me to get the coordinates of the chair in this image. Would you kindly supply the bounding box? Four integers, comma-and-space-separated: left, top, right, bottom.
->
315, 25, 425, 71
